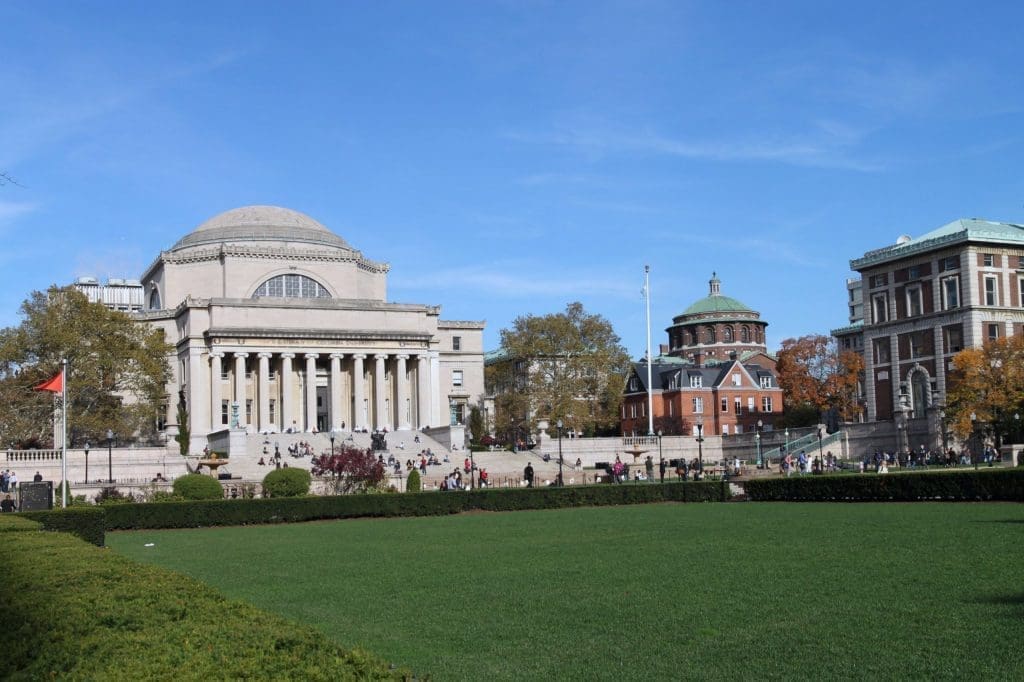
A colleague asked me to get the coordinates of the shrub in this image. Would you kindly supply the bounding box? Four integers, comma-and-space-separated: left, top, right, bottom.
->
21, 507, 106, 546
407, 469, 421, 492
101, 480, 730, 531
172, 474, 224, 501
0, 529, 409, 679
744, 467, 1024, 502
95, 487, 135, 505
262, 468, 311, 497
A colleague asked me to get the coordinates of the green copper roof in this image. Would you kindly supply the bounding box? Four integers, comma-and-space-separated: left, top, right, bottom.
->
682, 294, 754, 315
851, 218, 1024, 270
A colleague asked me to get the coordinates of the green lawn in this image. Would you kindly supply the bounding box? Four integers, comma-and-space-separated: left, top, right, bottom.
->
108, 503, 1024, 680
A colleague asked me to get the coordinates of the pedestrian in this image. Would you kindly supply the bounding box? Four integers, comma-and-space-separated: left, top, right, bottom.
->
659, 458, 667, 483
0, 494, 14, 513
33, 471, 43, 482
645, 456, 654, 483
524, 462, 535, 487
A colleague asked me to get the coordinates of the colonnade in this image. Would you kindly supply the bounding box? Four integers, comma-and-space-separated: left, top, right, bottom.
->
205, 349, 437, 434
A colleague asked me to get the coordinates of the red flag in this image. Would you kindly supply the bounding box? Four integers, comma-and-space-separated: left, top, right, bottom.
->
34, 372, 63, 394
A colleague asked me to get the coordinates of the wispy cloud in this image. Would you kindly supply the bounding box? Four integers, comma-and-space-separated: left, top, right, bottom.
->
390, 265, 640, 300
0, 200, 39, 228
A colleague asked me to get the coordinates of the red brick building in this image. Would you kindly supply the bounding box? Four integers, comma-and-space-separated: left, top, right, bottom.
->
621, 274, 782, 436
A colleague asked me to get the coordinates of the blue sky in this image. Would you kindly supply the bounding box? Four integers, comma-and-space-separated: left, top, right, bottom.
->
2, 1, 1023, 358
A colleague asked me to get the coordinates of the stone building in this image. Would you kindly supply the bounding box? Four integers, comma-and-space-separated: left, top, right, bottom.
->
133, 205, 483, 451
833, 218, 1024, 424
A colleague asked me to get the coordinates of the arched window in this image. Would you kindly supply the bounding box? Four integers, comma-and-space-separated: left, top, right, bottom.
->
724, 326, 734, 342
252, 274, 331, 299
149, 288, 161, 310
705, 326, 716, 344
741, 326, 750, 343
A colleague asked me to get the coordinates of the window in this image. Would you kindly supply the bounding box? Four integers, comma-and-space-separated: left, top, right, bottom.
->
734, 397, 742, 415
874, 338, 891, 364
944, 326, 962, 354
872, 293, 888, 323
221, 400, 229, 426
909, 332, 926, 358
988, 323, 1001, 342
1019, 278, 1024, 308
941, 256, 959, 271
908, 265, 920, 279
668, 401, 673, 417
741, 326, 750, 343
721, 397, 728, 413
762, 396, 773, 412
452, 336, 461, 351
722, 425, 729, 435
984, 276, 999, 305
1018, 255, 1024, 269
942, 276, 960, 310
705, 326, 716, 344
252, 274, 331, 299
246, 399, 253, 422
452, 370, 464, 387
724, 326, 734, 342
747, 397, 755, 413
984, 253, 995, 267
690, 375, 703, 388
906, 286, 922, 317
731, 373, 741, 386
629, 377, 639, 392
269, 399, 276, 424
759, 376, 772, 388
692, 397, 704, 414
870, 274, 888, 288
148, 288, 161, 310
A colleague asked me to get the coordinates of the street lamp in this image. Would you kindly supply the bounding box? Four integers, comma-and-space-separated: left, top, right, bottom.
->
970, 412, 978, 470
556, 419, 564, 486
784, 428, 790, 459
1015, 413, 1021, 445
755, 418, 763, 468
106, 429, 114, 484
84, 441, 90, 484
657, 430, 664, 483
816, 427, 824, 474
695, 417, 705, 477
468, 431, 476, 488
329, 433, 335, 457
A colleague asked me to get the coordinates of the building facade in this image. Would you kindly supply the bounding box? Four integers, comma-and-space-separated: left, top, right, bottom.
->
834, 218, 1024, 423
129, 205, 483, 451
621, 274, 782, 436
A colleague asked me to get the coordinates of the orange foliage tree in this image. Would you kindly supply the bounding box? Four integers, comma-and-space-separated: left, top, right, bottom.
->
946, 335, 1024, 442
775, 334, 864, 426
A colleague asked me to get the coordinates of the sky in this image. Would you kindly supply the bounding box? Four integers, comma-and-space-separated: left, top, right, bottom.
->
2, 1, 1023, 359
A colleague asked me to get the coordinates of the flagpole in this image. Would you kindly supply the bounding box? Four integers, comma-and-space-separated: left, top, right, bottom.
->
644, 265, 654, 436
61, 358, 68, 508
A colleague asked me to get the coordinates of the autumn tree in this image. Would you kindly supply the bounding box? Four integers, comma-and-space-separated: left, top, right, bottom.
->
946, 335, 1024, 444
311, 445, 386, 494
775, 334, 864, 428
0, 286, 172, 447
488, 302, 631, 438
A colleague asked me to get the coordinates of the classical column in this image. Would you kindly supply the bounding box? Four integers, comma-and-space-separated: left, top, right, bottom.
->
187, 346, 209, 438
280, 353, 295, 433
258, 352, 273, 433
305, 353, 319, 432
374, 353, 388, 431
417, 354, 429, 429
395, 354, 410, 430
352, 354, 367, 431
330, 353, 344, 431
429, 351, 441, 427
210, 352, 223, 430
233, 352, 249, 429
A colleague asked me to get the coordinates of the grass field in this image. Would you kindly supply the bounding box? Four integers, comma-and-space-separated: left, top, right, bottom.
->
108, 502, 1024, 680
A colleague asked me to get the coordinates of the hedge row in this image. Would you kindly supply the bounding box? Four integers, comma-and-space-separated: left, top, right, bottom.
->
102, 480, 729, 530
0, 529, 409, 679
744, 467, 1024, 502
21, 506, 106, 546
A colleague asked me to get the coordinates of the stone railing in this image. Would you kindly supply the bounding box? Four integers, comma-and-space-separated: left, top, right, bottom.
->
5, 449, 63, 462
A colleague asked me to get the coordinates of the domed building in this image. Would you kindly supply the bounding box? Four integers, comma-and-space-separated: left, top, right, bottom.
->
137, 206, 484, 452
667, 273, 768, 364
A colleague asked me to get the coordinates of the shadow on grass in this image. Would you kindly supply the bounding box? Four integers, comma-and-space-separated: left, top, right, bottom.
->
969, 593, 1024, 610
970, 519, 1024, 524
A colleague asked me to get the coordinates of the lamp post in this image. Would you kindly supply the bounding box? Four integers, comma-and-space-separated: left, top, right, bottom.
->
755, 418, 763, 468
468, 431, 476, 488
106, 429, 114, 484
970, 411, 978, 470
695, 417, 705, 476
816, 427, 824, 474
1015, 413, 1020, 445
556, 419, 564, 486
84, 441, 90, 484
657, 430, 663, 483
329, 433, 335, 457
784, 428, 790, 457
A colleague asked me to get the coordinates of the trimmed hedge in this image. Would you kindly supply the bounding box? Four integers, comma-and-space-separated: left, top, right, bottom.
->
103, 480, 729, 530
0, 528, 409, 679
262, 467, 312, 497
21, 507, 106, 546
173, 474, 225, 500
744, 467, 1024, 502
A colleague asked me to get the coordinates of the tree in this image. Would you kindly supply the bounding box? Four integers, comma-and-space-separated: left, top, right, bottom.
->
775, 334, 864, 427
467, 406, 485, 443
0, 286, 172, 447
946, 335, 1024, 444
174, 390, 190, 456
311, 445, 386, 494
489, 302, 631, 438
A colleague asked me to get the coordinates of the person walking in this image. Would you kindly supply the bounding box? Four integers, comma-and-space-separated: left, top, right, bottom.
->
659, 458, 667, 483
524, 462, 535, 488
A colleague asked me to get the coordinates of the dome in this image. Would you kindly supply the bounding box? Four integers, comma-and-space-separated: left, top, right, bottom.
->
171, 205, 351, 251
680, 272, 755, 316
